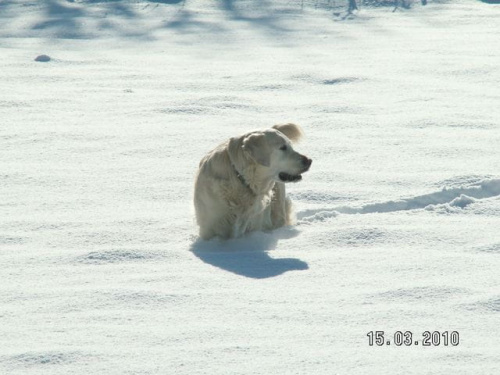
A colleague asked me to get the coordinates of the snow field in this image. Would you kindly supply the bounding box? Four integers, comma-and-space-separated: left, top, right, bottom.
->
1, 0, 500, 374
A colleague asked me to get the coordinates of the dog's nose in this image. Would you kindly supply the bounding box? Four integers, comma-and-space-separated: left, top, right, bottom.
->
301, 156, 312, 168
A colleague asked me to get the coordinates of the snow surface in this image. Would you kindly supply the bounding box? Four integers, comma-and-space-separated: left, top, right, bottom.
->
1, 0, 499, 374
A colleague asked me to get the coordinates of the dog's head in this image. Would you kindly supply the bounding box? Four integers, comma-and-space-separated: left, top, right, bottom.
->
230, 123, 312, 183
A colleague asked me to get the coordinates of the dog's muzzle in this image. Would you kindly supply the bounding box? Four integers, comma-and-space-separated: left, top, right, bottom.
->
279, 156, 312, 183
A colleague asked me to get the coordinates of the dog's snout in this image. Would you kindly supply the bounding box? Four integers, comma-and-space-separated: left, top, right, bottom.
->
301, 155, 312, 168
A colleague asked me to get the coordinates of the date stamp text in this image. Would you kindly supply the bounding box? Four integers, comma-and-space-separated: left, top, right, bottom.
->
367, 331, 460, 347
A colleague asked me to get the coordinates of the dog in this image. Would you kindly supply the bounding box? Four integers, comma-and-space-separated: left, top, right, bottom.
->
194, 123, 312, 240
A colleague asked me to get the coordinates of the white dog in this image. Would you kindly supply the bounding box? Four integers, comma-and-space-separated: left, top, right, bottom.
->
194, 123, 312, 240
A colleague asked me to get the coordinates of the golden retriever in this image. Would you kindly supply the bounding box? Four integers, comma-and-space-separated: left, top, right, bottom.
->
194, 123, 312, 240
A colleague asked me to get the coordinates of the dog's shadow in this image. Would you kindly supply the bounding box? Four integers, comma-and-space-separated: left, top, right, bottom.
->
190, 227, 308, 279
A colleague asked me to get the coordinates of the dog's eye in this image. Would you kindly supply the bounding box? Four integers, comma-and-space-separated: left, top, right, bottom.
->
280, 145, 287, 151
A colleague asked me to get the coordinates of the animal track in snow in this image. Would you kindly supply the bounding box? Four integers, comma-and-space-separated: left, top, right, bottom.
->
298, 178, 500, 222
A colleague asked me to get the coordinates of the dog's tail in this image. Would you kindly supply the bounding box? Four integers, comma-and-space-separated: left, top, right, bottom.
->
273, 123, 303, 143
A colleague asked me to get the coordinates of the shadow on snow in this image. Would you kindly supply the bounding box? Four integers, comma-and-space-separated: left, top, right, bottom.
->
0, 0, 293, 39
190, 227, 308, 279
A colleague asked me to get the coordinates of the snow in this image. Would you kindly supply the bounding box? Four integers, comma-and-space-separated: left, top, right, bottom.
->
1, 0, 499, 374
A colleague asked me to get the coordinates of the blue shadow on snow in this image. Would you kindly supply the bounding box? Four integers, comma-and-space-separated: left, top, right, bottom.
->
190, 227, 308, 279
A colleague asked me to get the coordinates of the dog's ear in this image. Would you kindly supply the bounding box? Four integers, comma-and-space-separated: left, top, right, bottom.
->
227, 136, 245, 170
272, 123, 303, 143
242, 133, 271, 167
